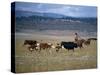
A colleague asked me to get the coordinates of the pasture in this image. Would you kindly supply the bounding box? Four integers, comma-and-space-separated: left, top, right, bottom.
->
15, 39, 97, 73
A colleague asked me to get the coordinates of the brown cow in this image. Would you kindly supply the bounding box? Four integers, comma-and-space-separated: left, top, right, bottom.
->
38, 43, 52, 51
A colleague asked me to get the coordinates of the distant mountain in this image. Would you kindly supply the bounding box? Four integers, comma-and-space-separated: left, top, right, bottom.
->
16, 10, 34, 17
16, 10, 66, 18
15, 10, 97, 34
15, 10, 97, 25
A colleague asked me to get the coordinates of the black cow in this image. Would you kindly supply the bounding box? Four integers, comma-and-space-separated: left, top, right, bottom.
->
23, 40, 37, 46
61, 41, 78, 52
23, 40, 37, 52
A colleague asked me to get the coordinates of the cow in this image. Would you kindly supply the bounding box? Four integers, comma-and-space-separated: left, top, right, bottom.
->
23, 40, 37, 46
37, 43, 53, 51
23, 40, 37, 52
61, 41, 78, 52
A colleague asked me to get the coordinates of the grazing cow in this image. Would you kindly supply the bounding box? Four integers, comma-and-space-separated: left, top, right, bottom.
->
24, 40, 37, 46
61, 42, 78, 52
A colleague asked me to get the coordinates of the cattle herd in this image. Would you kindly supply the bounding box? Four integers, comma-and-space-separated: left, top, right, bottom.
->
23, 38, 97, 52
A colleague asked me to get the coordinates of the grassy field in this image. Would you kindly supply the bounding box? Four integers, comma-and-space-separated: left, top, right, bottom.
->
15, 39, 97, 73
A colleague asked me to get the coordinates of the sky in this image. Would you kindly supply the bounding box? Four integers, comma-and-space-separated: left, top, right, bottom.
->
15, 2, 97, 17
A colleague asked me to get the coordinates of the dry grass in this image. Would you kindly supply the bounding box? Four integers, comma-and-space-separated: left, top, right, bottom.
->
15, 39, 97, 73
